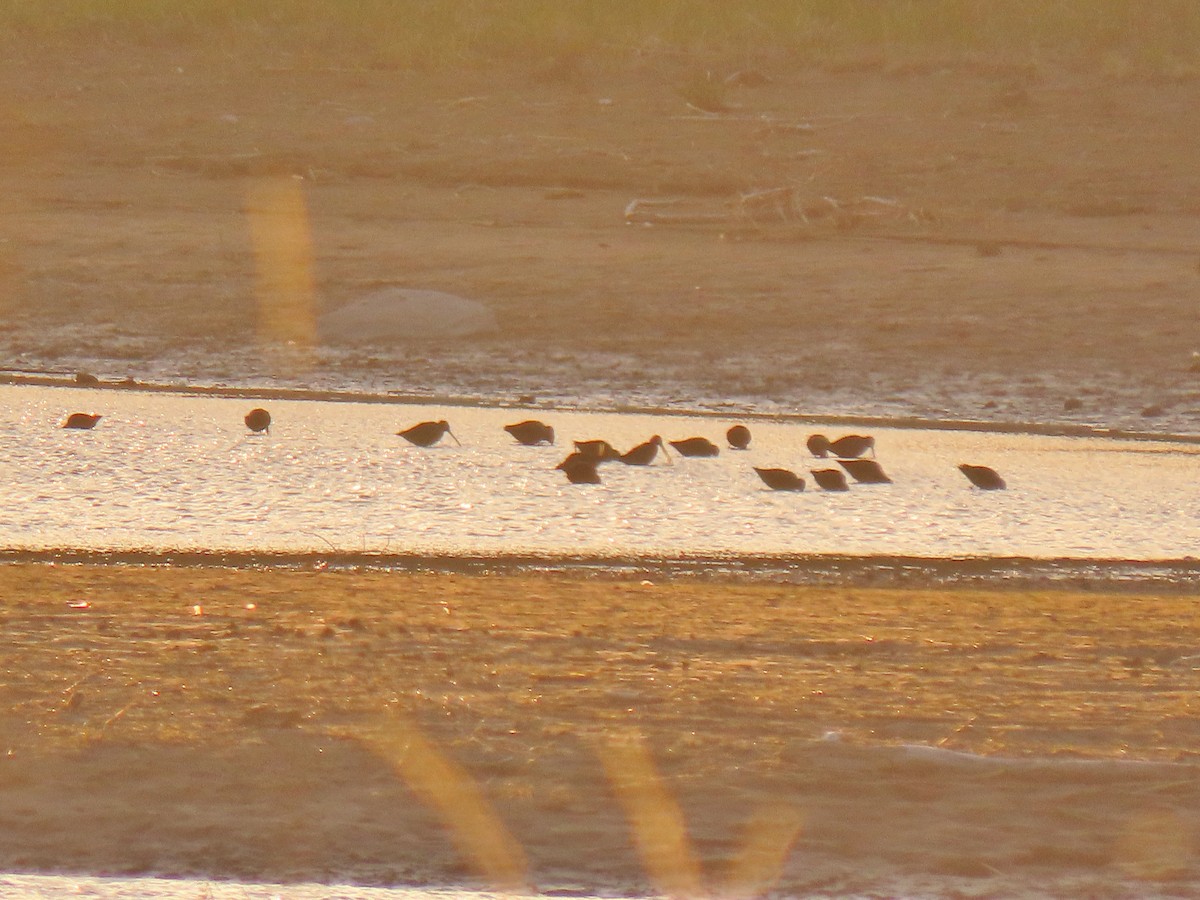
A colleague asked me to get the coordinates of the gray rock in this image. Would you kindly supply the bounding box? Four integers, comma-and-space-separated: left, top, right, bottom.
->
319, 288, 498, 344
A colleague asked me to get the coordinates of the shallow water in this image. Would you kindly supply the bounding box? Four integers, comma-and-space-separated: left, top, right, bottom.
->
2, 384, 1198, 561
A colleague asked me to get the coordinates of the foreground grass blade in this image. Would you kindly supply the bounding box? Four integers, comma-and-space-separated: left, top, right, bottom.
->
599, 731, 704, 898
361, 717, 529, 893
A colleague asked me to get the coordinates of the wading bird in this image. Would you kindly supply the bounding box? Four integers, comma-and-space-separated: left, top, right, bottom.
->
807, 434, 875, 458
398, 420, 460, 447
958, 464, 1006, 490
811, 468, 850, 491
620, 435, 670, 466
244, 408, 271, 434
62, 413, 101, 430
726, 425, 751, 450
753, 467, 805, 491
504, 420, 555, 445
668, 437, 720, 457
837, 458, 892, 484
556, 452, 601, 484
573, 440, 621, 461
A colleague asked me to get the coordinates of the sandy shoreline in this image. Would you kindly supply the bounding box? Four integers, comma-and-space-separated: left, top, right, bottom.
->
2, 564, 1198, 895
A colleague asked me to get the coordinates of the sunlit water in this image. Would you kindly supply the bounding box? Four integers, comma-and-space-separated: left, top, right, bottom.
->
2, 384, 1198, 561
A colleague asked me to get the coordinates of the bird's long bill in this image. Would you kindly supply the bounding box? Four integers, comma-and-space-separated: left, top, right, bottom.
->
447, 428, 462, 446
659, 438, 673, 464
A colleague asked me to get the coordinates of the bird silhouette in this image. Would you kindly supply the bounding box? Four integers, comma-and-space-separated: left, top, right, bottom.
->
668, 437, 720, 457
808, 434, 875, 458
504, 420, 555, 445
958, 464, 1006, 490
726, 425, 751, 450
398, 420, 460, 447
62, 413, 101, 430
556, 452, 602, 484
811, 468, 850, 491
244, 408, 271, 434
836, 458, 892, 484
753, 467, 805, 491
573, 440, 622, 461
620, 435, 670, 466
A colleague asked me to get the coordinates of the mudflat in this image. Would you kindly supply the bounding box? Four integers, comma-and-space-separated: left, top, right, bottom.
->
1, 25, 1198, 429
1, 564, 1198, 894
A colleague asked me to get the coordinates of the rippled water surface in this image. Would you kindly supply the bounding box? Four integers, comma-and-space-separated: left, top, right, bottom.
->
2, 385, 1198, 560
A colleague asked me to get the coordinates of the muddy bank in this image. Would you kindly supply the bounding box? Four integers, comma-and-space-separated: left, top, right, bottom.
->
1, 565, 1198, 895
2, 37, 1199, 436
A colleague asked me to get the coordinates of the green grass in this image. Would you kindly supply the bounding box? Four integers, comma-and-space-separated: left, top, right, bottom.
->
3, 0, 1199, 72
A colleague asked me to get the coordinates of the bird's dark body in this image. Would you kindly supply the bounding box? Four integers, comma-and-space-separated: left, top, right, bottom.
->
959, 464, 1006, 490
726, 425, 751, 450
808, 434, 875, 458
63, 413, 101, 430
244, 408, 271, 433
837, 458, 891, 484
398, 420, 458, 447
753, 467, 805, 491
504, 420, 555, 445
556, 452, 602, 484
573, 440, 622, 461
811, 468, 850, 491
620, 435, 668, 466
668, 437, 720, 457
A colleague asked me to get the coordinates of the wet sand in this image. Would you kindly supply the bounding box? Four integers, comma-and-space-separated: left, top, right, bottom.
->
2, 564, 1198, 896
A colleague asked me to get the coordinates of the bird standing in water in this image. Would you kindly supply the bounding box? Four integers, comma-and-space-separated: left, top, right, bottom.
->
62, 413, 102, 430
726, 425, 751, 450
958, 464, 1006, 490
811, 468, 850, 491
504, 420, 555, 445
244, 408, 271, 434
753, 467, 805, 491
556, 452, 602, 484
573, 440, 622, 461
668, 437, 720, 457
836, 458, 892, 484
808, 434, 875, 458
619, 435, 670, 466
398, 420, 461, 447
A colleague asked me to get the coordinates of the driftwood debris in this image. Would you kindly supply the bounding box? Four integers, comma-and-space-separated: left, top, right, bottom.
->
625, 190, 934, 229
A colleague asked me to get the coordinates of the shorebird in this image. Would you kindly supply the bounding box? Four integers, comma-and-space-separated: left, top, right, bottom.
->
504, 420, 555, 445
62, 413, 101, 430
620, 435, 670, 466
807, 434, 875, 458
811, 468, 850, 491
958, 464, 1006, 490
726, 425, 751, 450
753, 467, 805, 491
573, 440, 622, 461
398, 420, 460, 447
837, 458, 892, 484
668, 437, 720, 457
556, 452, 601, 484
244, 408, 271, 434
